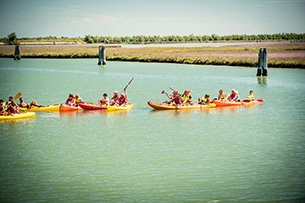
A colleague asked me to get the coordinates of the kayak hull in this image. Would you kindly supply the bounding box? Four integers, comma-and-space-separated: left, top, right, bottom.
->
147, 101, 216, 110
213, 99, 263, 107
0, 112, 36, 120
20, 105, 60, 112
213, 100, 243, 107
107, 103, 134, 111
79, 103, 107, 110
60, 104, 80, 111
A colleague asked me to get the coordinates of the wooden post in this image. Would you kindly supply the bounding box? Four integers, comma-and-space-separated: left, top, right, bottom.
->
98, 46, 106, 65
257, 48, 267, 76
14, 45, 21, 60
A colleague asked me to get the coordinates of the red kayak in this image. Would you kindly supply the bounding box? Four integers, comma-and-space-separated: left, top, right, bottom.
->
79, 103, 107, 110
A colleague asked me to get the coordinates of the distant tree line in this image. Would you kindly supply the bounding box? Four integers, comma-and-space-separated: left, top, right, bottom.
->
84, 33, 305, 44
1, 32, 304, 45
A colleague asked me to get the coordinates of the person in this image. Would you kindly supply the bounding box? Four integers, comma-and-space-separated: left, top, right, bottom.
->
217, 89, 227, 101
6, 96, 19, 114
18, 97, 42, 108
227, 89, 240, 101
110, 91, 120, 106
98, 93, 110, 106
65, 94, 75, 106
117, 89, 128, 106
170, 91, 182, 105
74, 94, 82, 106
198, 94, 210, 104
246, 90, 255, 100
182, 90, 192, 105
0, 99, 9, 116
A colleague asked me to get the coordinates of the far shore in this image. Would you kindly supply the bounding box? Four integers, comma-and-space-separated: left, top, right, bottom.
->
0, 42, 304, 68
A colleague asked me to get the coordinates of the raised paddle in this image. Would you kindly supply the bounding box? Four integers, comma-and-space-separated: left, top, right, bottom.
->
169, 87, 177, 92
123, 77, 134, 91
13, 92, 22, 100
161, 90, 171, 99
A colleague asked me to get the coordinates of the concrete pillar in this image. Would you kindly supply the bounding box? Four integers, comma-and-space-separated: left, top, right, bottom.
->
98, 46, 106, 65
257, 48, 267, 76
14, 45, 21, 60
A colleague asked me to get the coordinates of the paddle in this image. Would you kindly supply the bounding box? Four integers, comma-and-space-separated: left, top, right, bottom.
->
242, 98, 265, 103
123, 77, 134, 91
13, 92, 22, 100
169, 87, 177, 93
256, 98, 265, 102
161, 90, 171, 99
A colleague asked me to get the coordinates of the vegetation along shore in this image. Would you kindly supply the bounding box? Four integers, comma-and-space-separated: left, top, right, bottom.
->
0, 32, 304, 68
1, 42, 304, 68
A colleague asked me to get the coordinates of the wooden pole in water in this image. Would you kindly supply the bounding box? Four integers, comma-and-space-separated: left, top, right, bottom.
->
257, 48, 267, 76
98, 46, 106, 65
14, 45, 21, 60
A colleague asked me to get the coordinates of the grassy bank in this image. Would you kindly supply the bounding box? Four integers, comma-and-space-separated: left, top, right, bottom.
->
0, 42, 304, 68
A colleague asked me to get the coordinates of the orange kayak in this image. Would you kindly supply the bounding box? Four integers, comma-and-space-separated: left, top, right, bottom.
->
60, 104, 80, 111
147, 101, 216, 110
213, 98, 264, 107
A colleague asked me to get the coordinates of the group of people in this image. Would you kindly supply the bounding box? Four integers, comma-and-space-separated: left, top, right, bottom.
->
97, 89, 128, 106
65, 94, 82, 106
0, 96, 42, 116
163, 88, 256, 105
164, 90, 193, 105
215, 89, 255, 102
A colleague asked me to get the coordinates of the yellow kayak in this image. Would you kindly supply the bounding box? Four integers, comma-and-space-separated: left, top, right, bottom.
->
0, 112, 36, 120
20, 105, 60, 112
107, 103, 134, 111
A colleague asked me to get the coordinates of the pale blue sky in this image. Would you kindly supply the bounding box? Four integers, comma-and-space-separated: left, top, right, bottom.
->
1, 0, 304, 38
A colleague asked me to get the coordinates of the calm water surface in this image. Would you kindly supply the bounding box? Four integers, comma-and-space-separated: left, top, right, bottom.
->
0, 58, 305, 202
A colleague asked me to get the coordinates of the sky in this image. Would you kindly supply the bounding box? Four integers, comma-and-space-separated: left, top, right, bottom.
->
1, 0, 305, 38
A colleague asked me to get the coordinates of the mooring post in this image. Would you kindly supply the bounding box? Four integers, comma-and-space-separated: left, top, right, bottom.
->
14, 45, 21, 60
98, 46, 106, 65
262, 48, 267, 76
257, 48, 267, 76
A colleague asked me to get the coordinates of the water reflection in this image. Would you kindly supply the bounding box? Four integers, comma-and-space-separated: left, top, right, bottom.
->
257, 76, 267, 85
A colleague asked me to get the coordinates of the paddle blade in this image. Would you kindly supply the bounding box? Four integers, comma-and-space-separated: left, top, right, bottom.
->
257, 98, 265, 102
13, 92, 22, 100
161, 90, 165, 94
242, 99, 251, 102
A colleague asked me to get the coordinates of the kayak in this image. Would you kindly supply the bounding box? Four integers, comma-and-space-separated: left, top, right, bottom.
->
60, 104, 80, 111
79, 103, 107, 110
107, 103, 134, 111
213, 100, 243, 107
20, 105, 60, 112
147, 101, 216, 110
0, 112, 36, 121
213, 98, 264, 107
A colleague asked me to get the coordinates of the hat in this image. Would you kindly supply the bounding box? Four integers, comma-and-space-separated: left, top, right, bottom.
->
114, 91, 119, 94
232, 89, 239, 94
185, 90, 192, 94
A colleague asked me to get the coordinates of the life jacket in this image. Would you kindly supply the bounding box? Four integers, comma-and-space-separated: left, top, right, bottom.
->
118, 96, 126, 105
247, 95, 255, 100
182, 93, 191, 102
218, 93, 226, 100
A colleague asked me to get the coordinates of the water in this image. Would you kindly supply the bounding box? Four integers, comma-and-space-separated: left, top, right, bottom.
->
0, 58, 305, 202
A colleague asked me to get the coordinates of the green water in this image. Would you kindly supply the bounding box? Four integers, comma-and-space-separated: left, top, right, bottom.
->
0, 58, 304, 202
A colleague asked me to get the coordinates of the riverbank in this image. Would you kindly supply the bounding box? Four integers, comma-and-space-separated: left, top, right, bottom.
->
0, 42, 304, 68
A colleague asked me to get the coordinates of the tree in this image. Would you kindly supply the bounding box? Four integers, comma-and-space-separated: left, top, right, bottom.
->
7, 32, 18, 45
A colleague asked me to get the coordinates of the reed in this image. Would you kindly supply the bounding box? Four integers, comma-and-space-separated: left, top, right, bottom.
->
0, 42, 304, 68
